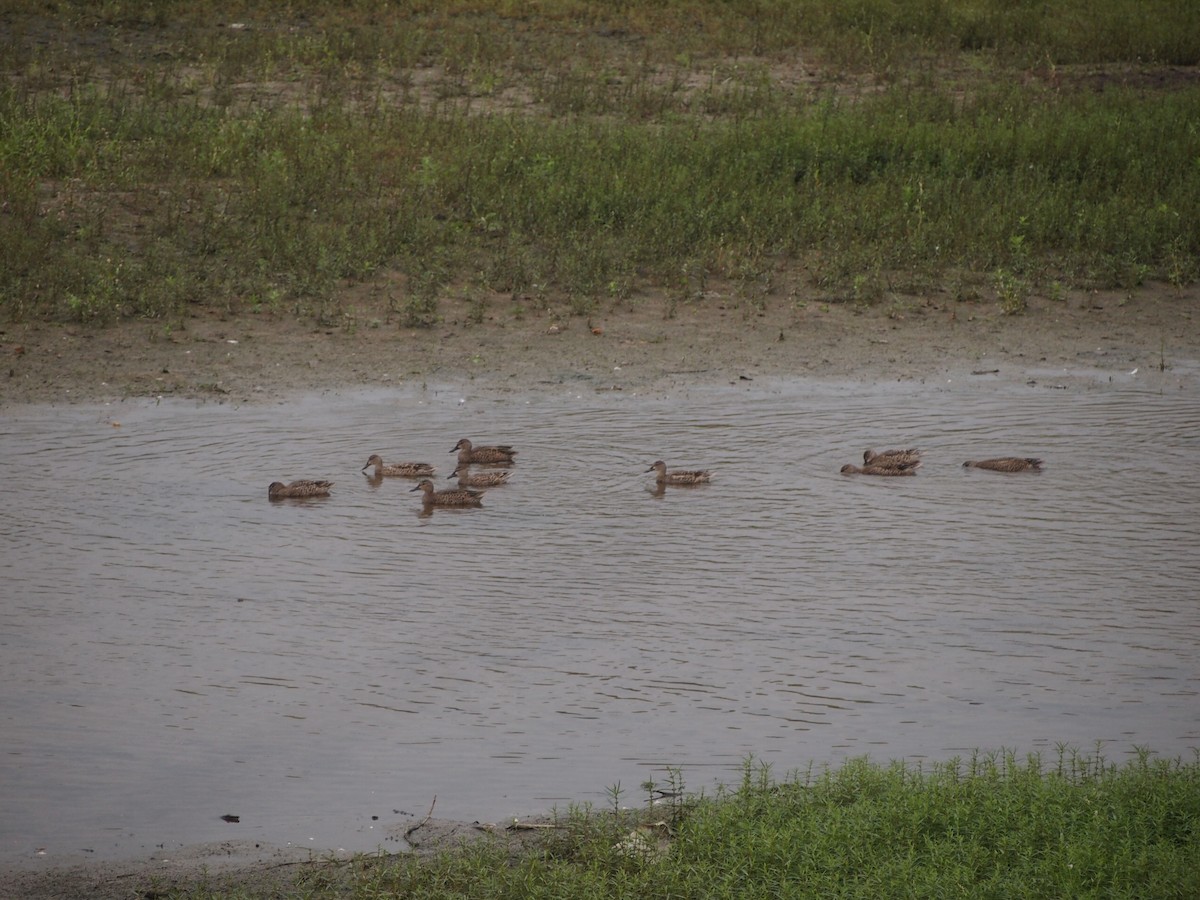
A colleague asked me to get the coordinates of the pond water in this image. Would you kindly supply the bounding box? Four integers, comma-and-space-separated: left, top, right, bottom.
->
2, 376, 1198, 866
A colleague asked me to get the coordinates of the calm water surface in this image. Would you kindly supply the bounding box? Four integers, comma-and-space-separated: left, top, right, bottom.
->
2, 377, 1198, 865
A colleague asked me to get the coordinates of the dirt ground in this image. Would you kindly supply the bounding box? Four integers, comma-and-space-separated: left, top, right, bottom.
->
2, 279, 1196, 899
2, 279, 1197, 408
2, 815, 565, 900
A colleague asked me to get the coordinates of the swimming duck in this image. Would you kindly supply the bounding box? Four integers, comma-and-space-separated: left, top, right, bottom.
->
840, 462, 920, 476
449, 466, 511, 487
452, 438, 517, 466
411, 479, 484, 507
268, 480, 333, 499
646, 460, 712, 485
963, 457, 1044, 472
863, 448, 921, 467
362, 454, 436, 477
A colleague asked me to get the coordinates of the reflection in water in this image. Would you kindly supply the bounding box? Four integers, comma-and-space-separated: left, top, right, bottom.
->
1, 379, 1198, 863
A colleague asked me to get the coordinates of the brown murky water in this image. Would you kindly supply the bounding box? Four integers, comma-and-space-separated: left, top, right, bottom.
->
2, 377, 1198, 865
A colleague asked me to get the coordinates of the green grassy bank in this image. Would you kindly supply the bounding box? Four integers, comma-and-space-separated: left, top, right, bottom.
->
2, 1, 1198, 324
167, 749, 1199, 899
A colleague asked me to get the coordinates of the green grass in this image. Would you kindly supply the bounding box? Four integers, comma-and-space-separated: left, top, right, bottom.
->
165, 748, 1200, 899
1, 1, 1198, 324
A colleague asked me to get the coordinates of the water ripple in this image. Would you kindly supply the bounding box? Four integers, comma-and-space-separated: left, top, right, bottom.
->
1, 380, 1198, 862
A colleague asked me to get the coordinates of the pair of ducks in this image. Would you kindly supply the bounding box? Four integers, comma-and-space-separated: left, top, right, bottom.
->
839, 448, 1043, 476
840, 447, 923, 476
268, 438, 516, 504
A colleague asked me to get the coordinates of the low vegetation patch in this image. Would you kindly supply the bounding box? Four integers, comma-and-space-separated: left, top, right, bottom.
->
1, 1, 1198, 325
165, 748, 1199, 899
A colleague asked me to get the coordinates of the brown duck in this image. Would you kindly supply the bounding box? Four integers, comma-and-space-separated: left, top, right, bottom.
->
362, 454, 435, 478
863, 448, 921, 467
452, 438, 517, 466
646, 460, 712, 485
449, 466, 511, 487
963, 457, 1044, 472
269, 480, 333, 499
411, 479, 484, 507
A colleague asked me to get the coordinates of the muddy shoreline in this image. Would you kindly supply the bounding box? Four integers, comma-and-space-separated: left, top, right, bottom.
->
2, 816, 560, 900
3, 282, 1197, 407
